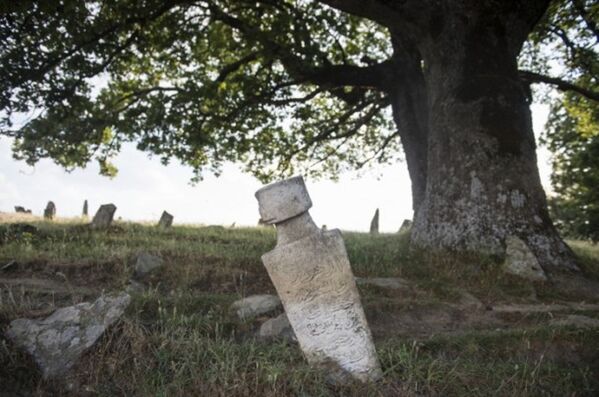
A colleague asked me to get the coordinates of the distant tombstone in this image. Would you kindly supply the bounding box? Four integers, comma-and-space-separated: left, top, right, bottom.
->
14, 206, 32, 214
398, 219, 412, 233
157, 211, 173, 228
90, 204, 117, 228
82, 200, 88, 217
369, 208, 379, 234
43, 201, 56, 220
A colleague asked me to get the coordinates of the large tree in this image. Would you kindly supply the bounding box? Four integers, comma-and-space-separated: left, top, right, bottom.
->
1, 0, 597, 270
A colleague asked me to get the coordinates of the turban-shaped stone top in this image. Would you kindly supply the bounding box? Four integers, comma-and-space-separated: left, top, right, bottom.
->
255, 176, 312, 224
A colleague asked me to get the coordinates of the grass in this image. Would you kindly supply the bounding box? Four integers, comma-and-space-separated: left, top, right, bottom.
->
1, 216, 599, 396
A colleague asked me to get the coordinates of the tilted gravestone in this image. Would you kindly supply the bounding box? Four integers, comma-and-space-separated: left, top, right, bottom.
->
43, 201, 56, 220
90, 204, 117, 228
369, 208, 379, 234
399, 219, 412, 233
157, 211, 173, 228
256, 176, 381, 383
82, 200, 88, 217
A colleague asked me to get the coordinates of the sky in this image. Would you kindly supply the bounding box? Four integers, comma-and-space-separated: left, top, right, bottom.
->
0, 104, 554, 233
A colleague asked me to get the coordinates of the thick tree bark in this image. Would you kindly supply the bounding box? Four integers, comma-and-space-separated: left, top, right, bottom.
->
409, 3, 578, 270
387, 33, 429, 214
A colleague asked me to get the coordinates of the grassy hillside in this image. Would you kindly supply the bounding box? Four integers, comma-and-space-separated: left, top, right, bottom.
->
1, 215, 599, 396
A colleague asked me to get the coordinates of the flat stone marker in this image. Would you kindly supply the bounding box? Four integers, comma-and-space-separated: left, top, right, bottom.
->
256, 176, 381, 383
82, 200, 88, 217
43, 201, 56, 220
370, 208, 379, 234
157, 211, 173, 228
90, 204, 117, 228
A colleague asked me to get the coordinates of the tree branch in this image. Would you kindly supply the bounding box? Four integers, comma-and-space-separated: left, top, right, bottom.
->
519, 70, 599, 102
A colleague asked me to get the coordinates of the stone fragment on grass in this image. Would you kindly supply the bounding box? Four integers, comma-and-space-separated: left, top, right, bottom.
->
82, 200, 88, 217
157, 211, 173, 228
369, 208, 379, 234
503, 236, 547, 281
550, 314, 599, 329
134, 252, 164, 278
231, 294, 281, 320
355, 277, 411, 291
90, 204, 117, 228
14, 206, 32, 214
5, 292, 130, 379
258, 313, 296, 341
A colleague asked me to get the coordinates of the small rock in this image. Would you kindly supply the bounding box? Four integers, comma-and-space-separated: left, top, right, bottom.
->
5, 292, 130, 379
125, 279, 145, 294
550, 314, 599, 329
231, 294, 281, 320
90, 204, 117, 228
134, 252, 163, 278
14, 206, 32, 214
457, 291, 483, 309
355, 277, 411, 291
258, 313, 296, 341
157, 211, 173, 228
503, 236, 547, 281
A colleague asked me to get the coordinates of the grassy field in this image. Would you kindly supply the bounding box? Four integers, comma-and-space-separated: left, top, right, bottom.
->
1, 214, 599, 396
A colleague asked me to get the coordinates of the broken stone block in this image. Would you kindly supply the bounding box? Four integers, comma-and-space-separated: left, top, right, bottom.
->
503, 236, 547, 281
43, 201, 56, 220
157, 211, 174, 228
5, 292, 130, 379
370, 208, 379, 234
133, 252, 164, 278
550, 314, 599, 329
258, 313, 296, 341
230, 294, 281, 320
14, 206, 32, 214
90, 204, 116, 228
256, 176, 382, 382
82, 200, 88, 217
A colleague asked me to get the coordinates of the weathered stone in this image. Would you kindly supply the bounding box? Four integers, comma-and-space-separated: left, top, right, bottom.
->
125, 279, 145, 294
258, 313, 296, 341
257, 176, 381, 383
90, 204, 116, 228
399, 219, 412, 233
82, 200, 88, 217
157, 211, 173, 228
503, 236, 547, 281
5, 292, 130, 379
43, 201, 56, 220
550, 314, 599, 329
231, 294, 281, 320
355, 277, 411, 291
14, 206, 32, 214
134, 252, 164, 278
370, 209, 379, 234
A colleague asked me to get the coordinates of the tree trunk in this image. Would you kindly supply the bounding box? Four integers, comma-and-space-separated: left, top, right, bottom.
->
410, 4, 578, 271
387, 32, 428, 215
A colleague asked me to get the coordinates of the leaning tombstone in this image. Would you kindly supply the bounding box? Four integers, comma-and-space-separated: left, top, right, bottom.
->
256, 176, 381, 383
43, 201, 56, 220
82, 200, 88, 217
369, 208, 379, 234
157, 211, 173, 228
90, 204, 117, 228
